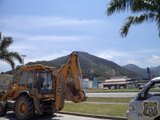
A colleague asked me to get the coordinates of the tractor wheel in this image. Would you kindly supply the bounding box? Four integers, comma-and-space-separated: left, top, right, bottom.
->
43, 105, 54, 116
43, 110, 54, 116
15, 95, 35, 120
0, 103, 6, 117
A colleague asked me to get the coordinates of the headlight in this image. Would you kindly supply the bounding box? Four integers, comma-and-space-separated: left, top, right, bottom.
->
129, 105, 135, 111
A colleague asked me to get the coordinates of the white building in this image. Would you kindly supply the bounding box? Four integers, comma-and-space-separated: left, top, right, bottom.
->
81, 78, 92, 89
0, 74, 12, 89
103, 76, 134, 89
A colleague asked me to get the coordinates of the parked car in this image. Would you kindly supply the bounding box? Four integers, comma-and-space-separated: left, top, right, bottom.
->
127, 77, 160, 120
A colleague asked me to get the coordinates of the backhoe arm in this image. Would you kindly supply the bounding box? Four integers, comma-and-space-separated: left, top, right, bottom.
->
54, 52, 86, 111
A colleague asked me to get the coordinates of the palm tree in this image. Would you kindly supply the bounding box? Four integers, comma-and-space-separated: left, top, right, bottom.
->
106, 0, 160, 37
0, 33, 22, 69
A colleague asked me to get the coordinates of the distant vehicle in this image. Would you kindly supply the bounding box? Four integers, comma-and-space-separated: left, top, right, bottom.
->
127, 77, 160, 120
139, 84, 145, 89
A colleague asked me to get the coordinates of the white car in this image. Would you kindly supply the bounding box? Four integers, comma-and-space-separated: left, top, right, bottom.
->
127, 77, 160, 120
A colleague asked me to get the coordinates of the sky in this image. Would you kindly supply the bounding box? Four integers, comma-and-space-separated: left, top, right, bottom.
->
0, 0, 160, 72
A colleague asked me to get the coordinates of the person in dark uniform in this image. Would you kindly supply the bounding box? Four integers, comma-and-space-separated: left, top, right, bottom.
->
38, 74, 44, 88
35, 73, 44, 93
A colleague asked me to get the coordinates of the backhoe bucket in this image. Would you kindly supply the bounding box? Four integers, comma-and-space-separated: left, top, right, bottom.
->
64, 82, 86, 103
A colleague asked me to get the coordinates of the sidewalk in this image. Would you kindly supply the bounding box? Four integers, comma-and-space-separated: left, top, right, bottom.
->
59, 111, 127, 120
65, 101, 129, 105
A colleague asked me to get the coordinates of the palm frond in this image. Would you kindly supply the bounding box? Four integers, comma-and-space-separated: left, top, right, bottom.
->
151, 0, 160, 13
0, 49, 22, 69
120, 13, 154, 37
106, 0, 160, 37
155, 15, 160, 37
0, 37, 13, 50
0, 34, 22, 69
1, 57, 15, 69
120, 16, 134, 37
107, 0, 129, 16
6, 57, 15, 69
107, 0, 158, 14
0, 32, 2, 40
0, 51, 23, 64
0, 50, 9, 59
8, 52, 23, 64
131, 0, 154, 13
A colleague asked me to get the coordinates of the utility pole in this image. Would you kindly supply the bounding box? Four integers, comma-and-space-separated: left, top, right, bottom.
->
147, 67, 151, 80
22, 54, 26, 65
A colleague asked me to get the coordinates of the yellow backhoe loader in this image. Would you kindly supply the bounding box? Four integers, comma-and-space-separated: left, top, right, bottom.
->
0, 51, 86, 120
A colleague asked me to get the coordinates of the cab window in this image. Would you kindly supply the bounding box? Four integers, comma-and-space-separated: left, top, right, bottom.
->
147, 82, 160, 96
20, 71, 29, 85
27, 71, 34, 87
19, 71, 34, 86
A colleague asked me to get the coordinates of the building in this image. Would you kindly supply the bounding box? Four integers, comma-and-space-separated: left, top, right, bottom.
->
92, 77, 98, 88
0, 74, 12, 89
102, 76, 133, 89
81, 77, 98, 89
81, 78, 92, 89
130, 78, 150, 89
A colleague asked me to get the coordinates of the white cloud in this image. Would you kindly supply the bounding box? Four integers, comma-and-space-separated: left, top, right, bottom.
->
26, 35, 83, 41
0, 14, 159, 70
0, 16, 106, 30
10, 44, 37, 52
94, 49, 160, 68
95, 50, 131, 60
24, 50, 71, 63
149, 55, 160, 61
3, 31, 89, 42
0, 50, 72, 72
146, 55, 160, 66
0, 62, 12, 72
123, 59, 141, 66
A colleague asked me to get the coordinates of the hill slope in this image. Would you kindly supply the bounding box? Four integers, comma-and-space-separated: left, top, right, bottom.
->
28, 51, 139, 80
124, 64, 160, 78
123, 64, 148, 77
151, 66, 160, 76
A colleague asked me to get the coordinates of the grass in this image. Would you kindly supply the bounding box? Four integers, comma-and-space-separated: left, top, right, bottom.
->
63, 103, 128, 117
86, 87, 160, 93
86, 97, 132, 103
86, 88, 140, 93
63, 97, 132, 117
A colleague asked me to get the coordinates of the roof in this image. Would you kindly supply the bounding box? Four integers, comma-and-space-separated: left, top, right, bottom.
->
19, 64, 57, 71
151, 77, 160, 82
103, 81, 129, 85
104, 79, 127, 83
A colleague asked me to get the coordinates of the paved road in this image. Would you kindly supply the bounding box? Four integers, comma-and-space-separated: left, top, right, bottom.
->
86, 92, 138, 98
0, 112, 112, 120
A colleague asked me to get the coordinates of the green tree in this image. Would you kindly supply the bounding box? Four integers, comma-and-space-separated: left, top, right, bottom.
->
106, 0, 160, 37
0, 33, 22, 69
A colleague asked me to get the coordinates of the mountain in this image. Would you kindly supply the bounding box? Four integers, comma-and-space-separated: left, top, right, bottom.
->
124, 64, 160, 78
150, 66, 160, 77
123, 64, 148, 77
27, 51, 139, 80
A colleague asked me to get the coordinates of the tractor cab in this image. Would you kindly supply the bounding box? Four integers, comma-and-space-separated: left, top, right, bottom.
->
13, 64, 56, 96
